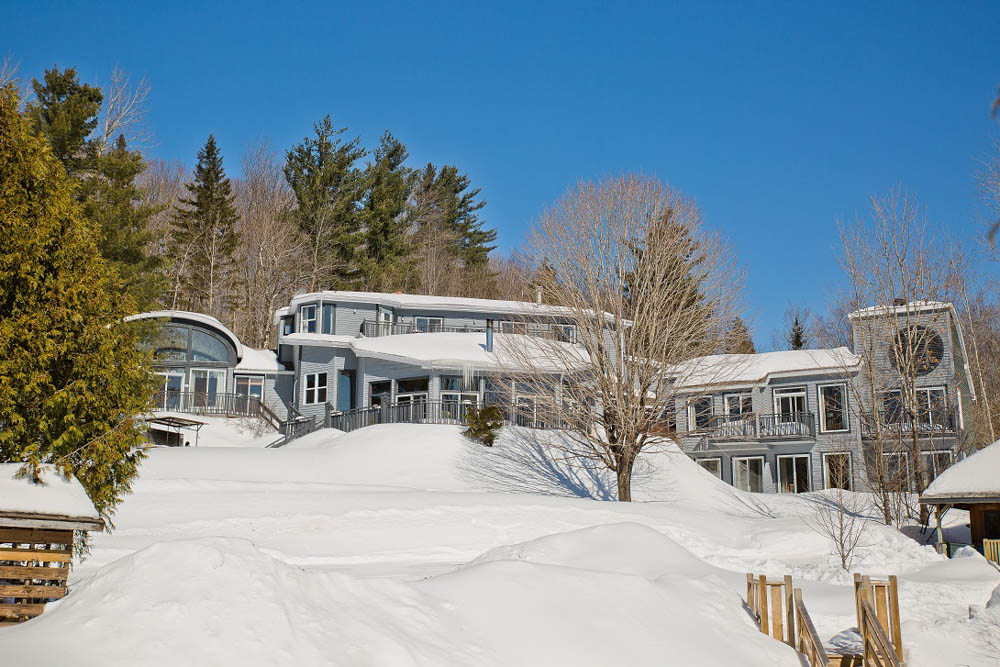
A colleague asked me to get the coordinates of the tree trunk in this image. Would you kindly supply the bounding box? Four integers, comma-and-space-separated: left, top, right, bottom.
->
616, 455, 635, 502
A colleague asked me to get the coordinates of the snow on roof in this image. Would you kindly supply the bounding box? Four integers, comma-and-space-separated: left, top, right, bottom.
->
127, 310, 244, 361
848, 300, 953, 320
0, 464, 101, 521
234, 347, 286, 373
672, 347, 860, 389
283, 331, 586, 372
921, 440, 1000, 502
286, 290, 577, 318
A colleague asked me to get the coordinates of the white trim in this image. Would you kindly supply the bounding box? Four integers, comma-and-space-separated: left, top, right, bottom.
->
822, 452, 853, 490
723, 392, 752, 415
817, 382, 850, 433
303, 371, 328, 405
776, 453, 811, 494
696, 457, 723, 480
687, 396, 713, 431
299, 304, 318, 333
732, 456, 765, 493
772, 386, 807, 416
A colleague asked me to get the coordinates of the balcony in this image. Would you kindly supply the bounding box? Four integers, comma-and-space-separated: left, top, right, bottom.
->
859, 409, 958, 438
360, 321, 486, 337
693, 411, 816, 442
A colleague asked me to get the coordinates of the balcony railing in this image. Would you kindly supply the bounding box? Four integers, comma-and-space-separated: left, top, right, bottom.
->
693, 412, 816, 441
360, 321, 487, 337
859, 409, 958, 437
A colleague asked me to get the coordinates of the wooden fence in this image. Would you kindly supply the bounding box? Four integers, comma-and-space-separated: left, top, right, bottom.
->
854, 574, 904, 666
0, 527, 73, 626
746, 573, 796, 646
793, 588, 829, 667
985, 538, 1000, 565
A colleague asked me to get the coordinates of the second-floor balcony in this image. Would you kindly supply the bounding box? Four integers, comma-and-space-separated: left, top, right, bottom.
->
361, 321, 487, 337
691, 411, 816, 442
859, 408, 959, 437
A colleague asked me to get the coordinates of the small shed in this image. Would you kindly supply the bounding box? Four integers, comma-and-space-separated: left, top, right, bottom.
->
919, 440, 1000, 558
0, 464, 104, 626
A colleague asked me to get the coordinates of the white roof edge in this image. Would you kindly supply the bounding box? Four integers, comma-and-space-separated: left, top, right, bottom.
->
127, 310, 244, 361
847, 300, 952, 320
281, 290, 577, 318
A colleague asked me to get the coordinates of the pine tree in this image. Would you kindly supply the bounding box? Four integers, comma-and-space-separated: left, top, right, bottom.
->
789, 315, 807, 350
81, 135, 164, 309
359, 131, 414, 291
168, 135, 239, 317
728, 317, 756, 353
284, 116, 366, 290
0, 83, 154, 525
435, 165, 495, 268
27, 66, 103, 173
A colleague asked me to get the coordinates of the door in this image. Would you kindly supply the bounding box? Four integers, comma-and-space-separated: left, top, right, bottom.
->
157, 372, 185, 411
337, 371, 355, 413
234, 375, 263, 414
190, 369, 227, 408
733, 457, 764, 493
778, 455, 810, 493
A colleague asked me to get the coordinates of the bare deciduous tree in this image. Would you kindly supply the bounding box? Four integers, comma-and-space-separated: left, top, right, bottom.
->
138, 159, 189, 308
501, 174, 742, 501
232, 141, 306, 347
95, 66, 152, 153
810, 455, 869, 571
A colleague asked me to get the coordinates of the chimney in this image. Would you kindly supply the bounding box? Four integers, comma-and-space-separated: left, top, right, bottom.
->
535, 286, 543, 305
486, 319, 494, 352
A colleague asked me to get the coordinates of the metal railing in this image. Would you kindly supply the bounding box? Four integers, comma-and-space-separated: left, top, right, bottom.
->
859, 409, 958, 436
696, 412, 816, 441
326, 399, 562, 433
360, 321, 487, 337
152, 390, 266, 418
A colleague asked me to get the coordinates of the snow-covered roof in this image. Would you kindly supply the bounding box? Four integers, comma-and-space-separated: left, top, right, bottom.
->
671, 347, 860, 389
282, 331, 586, 372
285, 290, 577, 318
234, 347, 287, 373
127, 310, 244, 361
0, 464, 102, 523
848, 300, 953, 320
920, 440, 1000, 503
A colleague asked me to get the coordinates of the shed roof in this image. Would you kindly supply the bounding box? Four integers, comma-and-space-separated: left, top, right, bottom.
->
920, 439, 1000, 505
0, 464, 103, 529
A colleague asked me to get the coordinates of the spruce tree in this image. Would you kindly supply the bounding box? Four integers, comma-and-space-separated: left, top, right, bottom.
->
0, 83, 154, 524
434, 165, 495, 268
27, 66, 103, 173
728, 317, 756, 353
359, 131, 414, 291
284, 115, 366, 290
789, 315, 807, 350
168, 135, 239, 317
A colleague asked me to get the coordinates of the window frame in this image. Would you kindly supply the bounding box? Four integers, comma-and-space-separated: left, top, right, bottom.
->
772, 386, 807, 417
724, 393, 753, 416
235, 374, 264, 399
415, 316, 444, 333
776, 453, 811, 494
321, 303, 335, 335
687, 396, 714, 431
817, 382, 850, 433
299, 304, 318, 334
920, 449, 954, 482
732, 456, 765, 493
303, 372, 328, 405
696, 457, 723, 480
822, 452, 853, 490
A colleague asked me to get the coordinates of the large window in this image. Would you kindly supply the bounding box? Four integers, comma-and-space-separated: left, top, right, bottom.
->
415, 316, 444, 333
322, 304, 335, 334
235, 375, 263, 399
823, 452, 852, 490
818, 383, 849, 432
300, 305, 317, 333
687, 396, 713, 431
304, 372, 327, 405
773, 387, 806, 420
697, 458, 722, 479
190, 330, 231, 362
725, 393, 753, 415
154, 326, 189, 361
733, 456, 764, 493
190, 368, 227, 407
777, 454, 811, 493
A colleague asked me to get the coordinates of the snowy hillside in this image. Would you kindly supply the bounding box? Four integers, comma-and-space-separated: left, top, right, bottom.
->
1, 424, 998, 665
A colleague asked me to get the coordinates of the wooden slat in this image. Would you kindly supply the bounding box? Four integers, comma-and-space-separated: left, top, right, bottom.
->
784, 574, 795, 648
0, 564, 69, 580
770, 584, 783, 641
0, 528, 74, 545
759, 574, 769, 635
0, 584, 66, 599
887, 575, 903, 662
0, 603, 46, 620
0, 548, 72, 562
875, 584, 889, 629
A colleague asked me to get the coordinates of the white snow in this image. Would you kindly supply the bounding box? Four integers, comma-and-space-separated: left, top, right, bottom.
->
0, 424, 996, 665
234, 346, 284, 372
146, 413, 282, 448
0, 463, 100, 520
922, 439, 1000, 500
287, 289, 580, 318
672, 347, 861, 388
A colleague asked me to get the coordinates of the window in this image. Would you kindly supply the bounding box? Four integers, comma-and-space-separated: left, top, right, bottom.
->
687, 396, 713, 431
773, 387, 806, 420
556, 324, 577, 343
415, 316, 443, 333
190, 368, 227, 407
303, 372, 327, 405
697, 458, 722, 479
235, 375, 263, 399
881, 452, 911, 491
725, 393, 753, 415
300, 305, 317, 333
882, 391, 904, 424
322, 304, 335, 334
397, 377, 429, 396
369, 380, 391, 407
282, 316, 294, 336
915, 387, 947, 427
823, 453, 852, 490
190, 330, 230, 362
154, 326, 189, 361
920, 450, 953, 482
778, 454, 811, 493
818, 383, 849, 432
733, 456, 764, 493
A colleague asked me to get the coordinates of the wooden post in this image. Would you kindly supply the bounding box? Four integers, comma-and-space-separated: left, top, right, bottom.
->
747, 573, 755, 618
888, 575, 903, 662
759, 574, 769, 635
853, 573, 863, 632
770, 583, 783, 641
784, 574, 795, 648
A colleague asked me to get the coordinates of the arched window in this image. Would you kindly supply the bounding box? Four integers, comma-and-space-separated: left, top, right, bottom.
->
155, 326, 189, 361
190, 329, 232, 363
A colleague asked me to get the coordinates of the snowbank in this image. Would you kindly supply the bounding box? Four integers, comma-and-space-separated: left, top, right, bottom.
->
922, 439, 1000, 499
0, 463, 99, 519
147, 413, 281, 448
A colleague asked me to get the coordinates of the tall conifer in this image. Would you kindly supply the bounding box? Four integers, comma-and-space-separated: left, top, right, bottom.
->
359, 131, 414, 290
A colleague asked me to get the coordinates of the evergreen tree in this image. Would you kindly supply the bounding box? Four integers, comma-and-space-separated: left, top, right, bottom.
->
359, 131, 414, 291
168, 135, 239, 317
728, 317, 756, 353
27, 66, 103, 173
80, 135, 164, 309
434, 165, 495, 268
0, 83, 154, 524
284, 115, 366, 290
789, 315, 807, 350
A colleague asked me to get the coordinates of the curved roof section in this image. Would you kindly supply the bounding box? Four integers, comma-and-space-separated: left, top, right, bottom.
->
286, 290, 577, 318
126, 310, 244, 361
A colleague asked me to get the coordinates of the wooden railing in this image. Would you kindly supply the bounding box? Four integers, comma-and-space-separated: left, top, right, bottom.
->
854, 574, 904, 666
702, 413, 815, 441
793, 588, 829, 667
984, 538, 1000, 565
746, 573, 795, 647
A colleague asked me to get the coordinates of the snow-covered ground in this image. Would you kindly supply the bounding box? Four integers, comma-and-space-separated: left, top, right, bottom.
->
2, 423, 998, 665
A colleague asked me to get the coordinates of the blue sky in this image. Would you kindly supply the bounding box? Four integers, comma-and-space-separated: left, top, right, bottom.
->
3, 1, 998, 346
